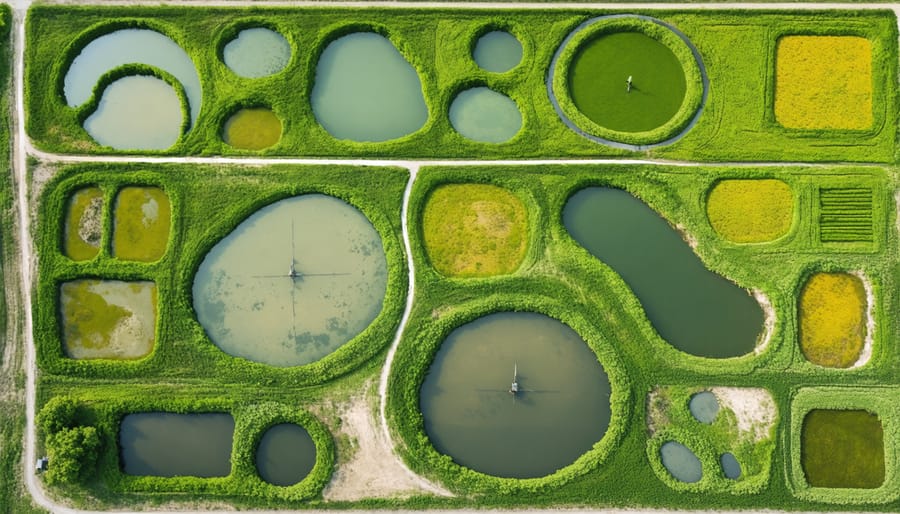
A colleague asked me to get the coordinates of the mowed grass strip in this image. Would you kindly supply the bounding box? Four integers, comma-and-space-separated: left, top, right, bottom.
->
112, 187, 171, 262
706, 179, 793, 243
775, 36, 873, 130
798, 272, 866, 368
801, 409, 885, 489
819, 188, 873, 243
64, 186, 103, 261
422, 184, 527, 277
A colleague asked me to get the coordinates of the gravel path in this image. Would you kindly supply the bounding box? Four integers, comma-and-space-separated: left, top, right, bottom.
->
12, 1, 897, 512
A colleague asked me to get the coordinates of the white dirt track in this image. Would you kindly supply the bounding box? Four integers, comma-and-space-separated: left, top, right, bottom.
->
11, 0, 896, 512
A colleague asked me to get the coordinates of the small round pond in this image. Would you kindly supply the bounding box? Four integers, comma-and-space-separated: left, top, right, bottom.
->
568, 31, 686, 133
83, 75, 183, 150
60, 279, 157, 360
192, 194, 388, 367
223, 108, 282, 150
255, 423, 316, 486
63, 28, 202, 125
64, 186, 103, 261
473, 30, 522, 72
311, 32, 428, 142
660, 441, 702, 483
564, 187, 764, 358
449, 87, 521, 143
721, 452, 741, 479
119, 412, 234, 477
223, 27, 291, 78
420, 312, 612, 478
112, 186, 171, 262
689, 391, 719, 424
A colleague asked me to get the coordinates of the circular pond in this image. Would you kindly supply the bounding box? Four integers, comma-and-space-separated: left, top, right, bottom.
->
420, 312, 612, 478
223, 27, 291, 78
473, 30, 522, 72
192, 194, 388, 367
255, 423, 316, 486
83, 75, 183, 150
660, 441, 702, 483
689, 391, 719, 424
311, 32, 427, 142
449, 87, 521, 143
223, 108, 282, 150
549, 15, 705, 148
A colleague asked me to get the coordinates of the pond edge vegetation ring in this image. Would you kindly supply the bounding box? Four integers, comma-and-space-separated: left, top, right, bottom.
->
787, 388, 899, 505
547, 14, 708, 150
388, 295, 631, 493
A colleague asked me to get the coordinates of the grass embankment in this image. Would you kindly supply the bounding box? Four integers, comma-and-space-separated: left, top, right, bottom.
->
23, 7, 898, 162
388, 163, 898, 509
775, 36, 873, 130
112, 187, 171, 262
798, 272, 867, 368
422, 183, 528, 277
706, 179, 793, 243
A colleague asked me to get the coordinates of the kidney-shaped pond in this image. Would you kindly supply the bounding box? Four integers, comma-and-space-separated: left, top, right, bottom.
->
420, 312, 612, 478
192, 194, 387, 367
564, 187, 764, 358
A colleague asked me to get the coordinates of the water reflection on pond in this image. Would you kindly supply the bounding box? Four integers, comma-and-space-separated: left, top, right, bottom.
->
420, 312, 611, 478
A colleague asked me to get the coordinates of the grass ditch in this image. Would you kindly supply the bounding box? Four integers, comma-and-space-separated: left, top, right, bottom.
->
23, 6, 898, 162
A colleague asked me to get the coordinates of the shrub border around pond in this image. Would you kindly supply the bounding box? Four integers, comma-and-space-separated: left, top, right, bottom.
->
787, 387, 899, 505
34, 163, 409, 387
387, 293, 632, 494
548, 14, 706, 149
646, 385, 776, 495
39, 394, 334, 499
25, 6, 897, 162
765, 21, 893, 138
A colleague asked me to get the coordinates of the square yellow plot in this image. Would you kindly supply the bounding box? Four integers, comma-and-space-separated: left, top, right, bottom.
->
775, 36, 873, 130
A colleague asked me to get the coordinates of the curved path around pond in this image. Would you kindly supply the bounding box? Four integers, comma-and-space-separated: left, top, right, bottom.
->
10, 1, 896, 512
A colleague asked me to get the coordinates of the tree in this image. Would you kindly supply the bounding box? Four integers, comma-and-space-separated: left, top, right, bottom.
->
44, 426, 101, 485
37, 396, 78, 436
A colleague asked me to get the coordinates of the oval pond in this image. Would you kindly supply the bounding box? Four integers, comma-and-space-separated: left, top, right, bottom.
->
689, 391, 719, 424
420, 312, 612, 478
449, 87, 521, 143
64, 186, 103, 261
473, 30, 522, 73
256, 423, 317, 486
192, 194, 388, 367
223, 27, 291, 78
223, 108, 282, 150
660, 441, 702, 483
721, 452, 741, 479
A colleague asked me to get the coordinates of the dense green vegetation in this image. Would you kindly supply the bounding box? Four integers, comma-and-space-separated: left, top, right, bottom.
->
387, 163, 898, 509
24, 7, 898, 161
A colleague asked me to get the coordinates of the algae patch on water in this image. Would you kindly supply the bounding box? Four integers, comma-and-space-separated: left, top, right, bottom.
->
798, 272, 867, 368
113, 187, 171, 262
801, 409, 884, 488
60, 279, 157, 360
223, 108, 282, 150
64, 186, 103, 261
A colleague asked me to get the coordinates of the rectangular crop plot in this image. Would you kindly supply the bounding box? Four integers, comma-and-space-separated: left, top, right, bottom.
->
818, 188, 873, 243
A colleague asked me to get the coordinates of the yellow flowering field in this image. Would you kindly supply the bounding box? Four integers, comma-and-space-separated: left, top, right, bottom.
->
422, 183, 528, 277
774, 36, 872, 130
798, 272, 867, 368
706, 179, 793, 243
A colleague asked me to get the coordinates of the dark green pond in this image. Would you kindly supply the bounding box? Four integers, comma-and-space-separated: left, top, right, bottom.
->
420, 312, 612, 478
119, 413, 234, 477
563, 187, 763, 358
802, 409, 884, 488
255, 423, 316, 486
568, 32, 686, 133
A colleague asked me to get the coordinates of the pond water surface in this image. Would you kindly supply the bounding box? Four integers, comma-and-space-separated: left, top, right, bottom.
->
660, 441, 702, 483
311, 32, 427, 142
564, 187, 764, 358
83, 76, 183, 150
64, 186, 103, 261
689, 391, 719, 424
192, 194, 387, 367
64, 29, 202, 125
223, 28, 291, 78
255, 423, 317, 486
223, 108, 282, 150
119, 412, 234, 477
113, 186, 171, 261
420, 312, 612, 478
449, 87, 521, 143
473, 31, 522, 72
721, 452, 741, 479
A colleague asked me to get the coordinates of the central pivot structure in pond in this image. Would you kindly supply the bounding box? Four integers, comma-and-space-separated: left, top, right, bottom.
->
508, 362, 519, 395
